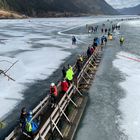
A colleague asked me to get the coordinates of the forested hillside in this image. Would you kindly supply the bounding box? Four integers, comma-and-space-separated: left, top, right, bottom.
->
0, 0, 118, 17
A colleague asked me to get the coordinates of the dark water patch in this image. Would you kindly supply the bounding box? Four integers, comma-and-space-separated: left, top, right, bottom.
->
0, 49, 34, 58
31, 43, 71, 51
30, 38, 51, 42
4, 97, 22, 102
0, 33, 19, 38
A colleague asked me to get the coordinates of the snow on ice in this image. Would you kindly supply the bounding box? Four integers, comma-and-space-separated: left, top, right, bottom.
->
113, 51, 140, 140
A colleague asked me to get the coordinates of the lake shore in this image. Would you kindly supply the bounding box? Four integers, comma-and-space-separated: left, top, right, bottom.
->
0, 10, 27, 19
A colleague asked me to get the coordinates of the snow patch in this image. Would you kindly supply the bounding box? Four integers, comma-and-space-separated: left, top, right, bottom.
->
123, 20, 140, 27
113, 51, 140, 140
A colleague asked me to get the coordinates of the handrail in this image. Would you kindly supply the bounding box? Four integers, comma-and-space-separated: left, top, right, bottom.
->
5, 65, 77, 140
77, 46, 101, 84
5, 96, 50, 140
34, 85, 74, 140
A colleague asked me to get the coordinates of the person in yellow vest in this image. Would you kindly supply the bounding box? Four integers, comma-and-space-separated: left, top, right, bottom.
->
65, 65, 74, 85
120, 36, 125, 46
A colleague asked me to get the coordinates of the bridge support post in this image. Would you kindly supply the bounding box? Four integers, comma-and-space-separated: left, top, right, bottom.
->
84, 70, 92, 79
81, 75, 89, 84
58, 104, 70, 123
50, 118, 64, 138
66, 94, 78, 108
74, 85, 83, 96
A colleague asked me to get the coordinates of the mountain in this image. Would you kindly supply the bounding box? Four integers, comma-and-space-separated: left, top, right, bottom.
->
118, 4, 140, 15
0, 0, 118, 17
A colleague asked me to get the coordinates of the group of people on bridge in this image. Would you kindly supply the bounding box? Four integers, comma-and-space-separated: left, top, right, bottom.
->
18, 34, 105, 137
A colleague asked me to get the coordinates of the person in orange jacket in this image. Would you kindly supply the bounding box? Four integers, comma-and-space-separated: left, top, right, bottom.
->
50, 83, 58, 107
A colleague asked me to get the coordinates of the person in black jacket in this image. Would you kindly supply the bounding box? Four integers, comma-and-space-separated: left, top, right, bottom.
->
20, 107, 27, 131
62, 66, 67, 78
72, 36, 77, 45
87, 46, 92, 58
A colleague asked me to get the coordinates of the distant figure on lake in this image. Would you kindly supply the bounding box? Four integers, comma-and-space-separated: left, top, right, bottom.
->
120, 36, 125, 46
101, 35, 107, 46
72, 36, 77, 45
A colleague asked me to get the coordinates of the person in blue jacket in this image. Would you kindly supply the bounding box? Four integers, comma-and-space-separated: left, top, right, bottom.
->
25, 111, 40, 135
101, 35, 107, 45
93, 37, 100, 47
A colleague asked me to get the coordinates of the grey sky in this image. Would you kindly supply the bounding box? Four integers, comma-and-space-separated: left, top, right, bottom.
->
105, 0, 140, 9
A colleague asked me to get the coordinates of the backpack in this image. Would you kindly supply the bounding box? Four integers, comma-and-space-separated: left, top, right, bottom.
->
25, 120, 32, 132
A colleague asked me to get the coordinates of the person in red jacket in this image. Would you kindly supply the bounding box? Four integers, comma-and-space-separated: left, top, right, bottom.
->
61, 79, 69, 95
50, 83, 58, 107
90, 47, 95, 54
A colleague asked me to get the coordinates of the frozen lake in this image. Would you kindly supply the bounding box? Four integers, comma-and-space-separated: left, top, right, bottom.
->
0, 16, 140, 139
0, 16, 106, 138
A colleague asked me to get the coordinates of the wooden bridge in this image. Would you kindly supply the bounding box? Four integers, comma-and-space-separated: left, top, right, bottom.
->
5, 45, 103, 140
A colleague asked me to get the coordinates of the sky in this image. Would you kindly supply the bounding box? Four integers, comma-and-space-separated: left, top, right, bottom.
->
105, 0, 140, 9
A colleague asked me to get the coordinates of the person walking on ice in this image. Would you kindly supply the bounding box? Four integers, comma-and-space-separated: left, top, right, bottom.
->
120, 36, 125, 47
72, 36, 77, 45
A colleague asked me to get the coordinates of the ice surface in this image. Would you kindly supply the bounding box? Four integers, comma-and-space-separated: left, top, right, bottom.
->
113, 51, 140, 140
0, 47, 70, 119
122, 20, 140, 27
